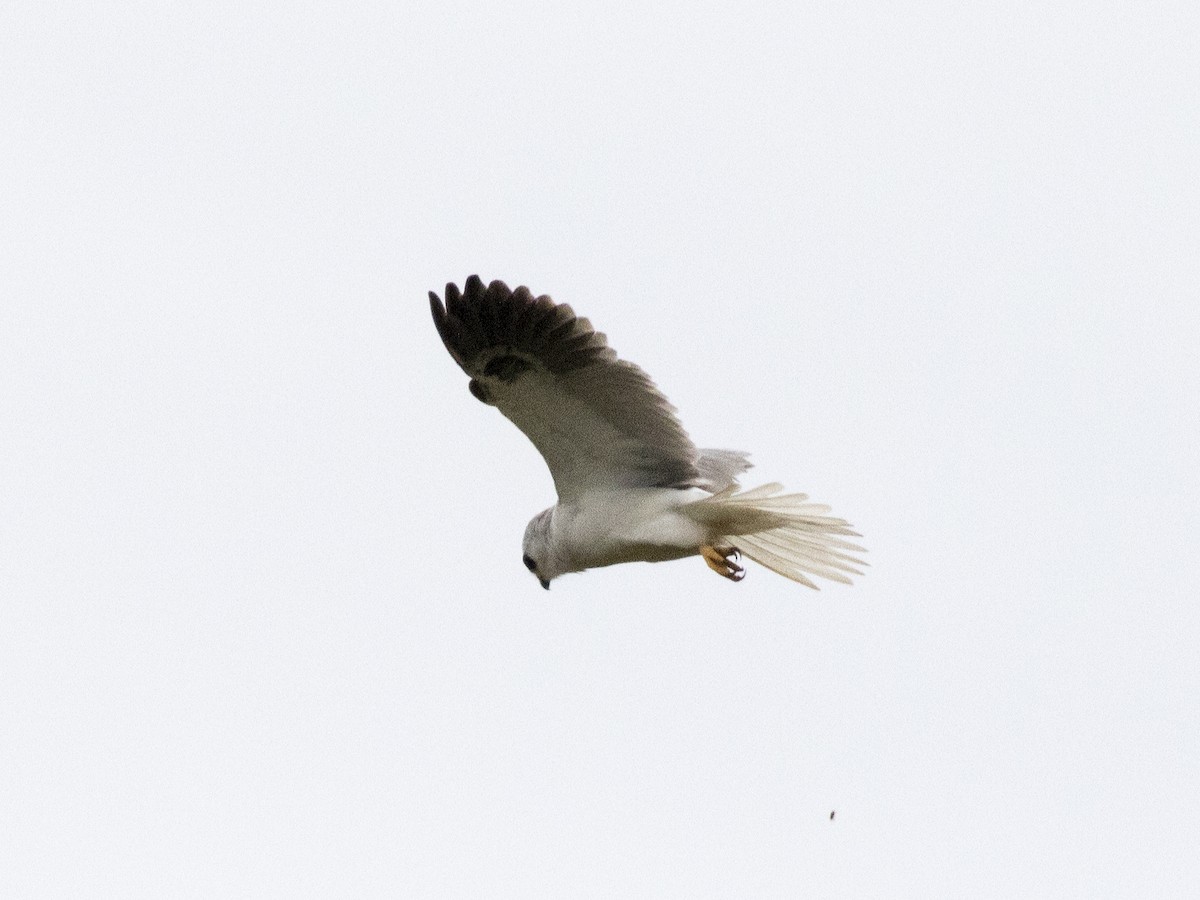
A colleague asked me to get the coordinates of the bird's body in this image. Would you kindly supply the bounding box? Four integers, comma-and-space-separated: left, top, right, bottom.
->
527, 486, 712, 576
429, 275, 865, 590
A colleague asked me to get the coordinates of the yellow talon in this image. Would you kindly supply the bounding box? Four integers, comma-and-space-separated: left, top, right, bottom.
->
700, 544, 745, 582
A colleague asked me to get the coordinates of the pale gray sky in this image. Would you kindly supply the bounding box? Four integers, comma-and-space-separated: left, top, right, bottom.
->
3, 1, 1198, 896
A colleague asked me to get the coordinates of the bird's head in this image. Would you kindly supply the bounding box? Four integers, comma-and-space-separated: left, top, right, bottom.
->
522, 508, 560, 590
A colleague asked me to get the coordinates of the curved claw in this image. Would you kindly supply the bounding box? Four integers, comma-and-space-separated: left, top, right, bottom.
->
700, 545, 746, 582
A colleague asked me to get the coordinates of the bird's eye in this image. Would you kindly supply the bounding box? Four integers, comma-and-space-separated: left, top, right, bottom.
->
522, 554, 537, 572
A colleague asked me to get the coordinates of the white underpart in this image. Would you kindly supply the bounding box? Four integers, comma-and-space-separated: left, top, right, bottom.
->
548, 487, 713, 575
540, 483, 866, 589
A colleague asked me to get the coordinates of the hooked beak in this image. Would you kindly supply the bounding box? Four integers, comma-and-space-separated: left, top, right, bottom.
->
539, 578, 550, 590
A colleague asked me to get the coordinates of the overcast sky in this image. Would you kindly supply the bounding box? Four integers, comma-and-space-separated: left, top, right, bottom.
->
3, 2, 1198, 897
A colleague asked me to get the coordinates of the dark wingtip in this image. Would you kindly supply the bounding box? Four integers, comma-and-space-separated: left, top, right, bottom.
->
429, 291, 449, 350
484, 279, 512, 302
429, 286, 468, 366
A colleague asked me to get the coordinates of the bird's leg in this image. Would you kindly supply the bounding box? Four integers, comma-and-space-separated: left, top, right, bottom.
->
700, 545, 745, 582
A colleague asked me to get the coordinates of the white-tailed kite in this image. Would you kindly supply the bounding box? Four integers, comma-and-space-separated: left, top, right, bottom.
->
429, 276, 865, 590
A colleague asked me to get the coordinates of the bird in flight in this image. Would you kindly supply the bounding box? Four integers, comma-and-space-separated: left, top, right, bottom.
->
429, 276, 865, 590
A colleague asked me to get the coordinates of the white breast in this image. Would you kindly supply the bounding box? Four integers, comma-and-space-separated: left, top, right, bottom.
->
553, 487, 712, 571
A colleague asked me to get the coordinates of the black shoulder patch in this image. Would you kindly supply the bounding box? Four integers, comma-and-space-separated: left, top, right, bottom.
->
482, 354, 534, 382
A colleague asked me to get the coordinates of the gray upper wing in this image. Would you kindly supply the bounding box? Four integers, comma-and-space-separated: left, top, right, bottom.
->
429, 276, 710, 500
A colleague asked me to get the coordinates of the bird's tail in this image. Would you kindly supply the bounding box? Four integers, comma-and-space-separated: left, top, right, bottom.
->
686, 483, 866, 589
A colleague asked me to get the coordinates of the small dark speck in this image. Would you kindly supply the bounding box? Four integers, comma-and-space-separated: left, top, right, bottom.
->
829, 811, 835, 820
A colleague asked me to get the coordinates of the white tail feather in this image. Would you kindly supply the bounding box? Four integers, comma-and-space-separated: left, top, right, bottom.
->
688, 484, 866, 589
